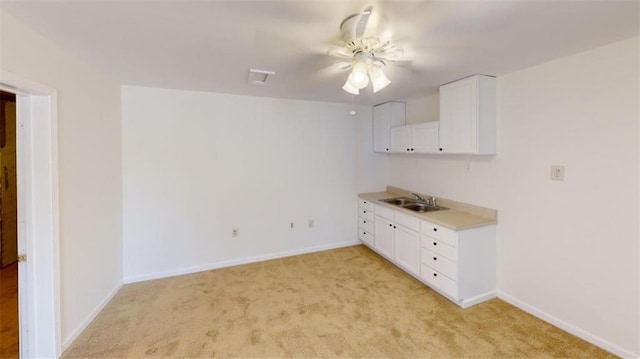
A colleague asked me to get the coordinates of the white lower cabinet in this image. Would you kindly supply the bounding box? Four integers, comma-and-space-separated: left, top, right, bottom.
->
373, 216, 394, 259
394, 226, 420, 276
357, 198, 496, 308
419, 219, 496, 308
372, 205, 420, 274
358, 199, 375, 247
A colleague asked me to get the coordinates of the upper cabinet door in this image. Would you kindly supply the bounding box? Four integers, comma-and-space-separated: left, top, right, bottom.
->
373, 101, 406, 153
390, 126, 412, 153
439, 75, 496, 154
412, 122, 439, 153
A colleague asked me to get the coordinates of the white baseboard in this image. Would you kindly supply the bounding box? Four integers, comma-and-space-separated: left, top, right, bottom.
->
459, 291, 497, 308
61, 281, 123, 352
123, 240, 361, 284
497, 291, 639, 359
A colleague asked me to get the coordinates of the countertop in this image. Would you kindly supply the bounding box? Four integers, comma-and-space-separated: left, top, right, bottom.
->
359, 189, 497, 231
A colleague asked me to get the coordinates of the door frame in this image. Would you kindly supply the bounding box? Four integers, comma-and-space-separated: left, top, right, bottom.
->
0, 70, 61, 358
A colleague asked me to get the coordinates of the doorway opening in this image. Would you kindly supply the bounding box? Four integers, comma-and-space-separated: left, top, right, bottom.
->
0, 73, 60, 358
0, 90, 18, 358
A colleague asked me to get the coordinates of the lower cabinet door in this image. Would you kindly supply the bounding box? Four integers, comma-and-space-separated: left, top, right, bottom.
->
394, 226, 420, 275
374, 216, 394, 259
358, 229, 374, 247
421, 248, 457, 280
421, 264, 458, 299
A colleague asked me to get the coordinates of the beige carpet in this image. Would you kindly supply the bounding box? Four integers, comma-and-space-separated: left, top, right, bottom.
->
63, 245, 614, 358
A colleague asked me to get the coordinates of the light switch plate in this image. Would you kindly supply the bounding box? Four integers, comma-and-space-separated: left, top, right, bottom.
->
550, 165, 565, 181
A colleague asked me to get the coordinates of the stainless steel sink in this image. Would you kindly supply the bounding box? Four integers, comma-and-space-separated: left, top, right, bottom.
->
402, 203, 448, 213
381, 197, 449, 213
380, 197, 415, 206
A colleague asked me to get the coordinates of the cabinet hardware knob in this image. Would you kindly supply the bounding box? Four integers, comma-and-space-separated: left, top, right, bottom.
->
433, 257, 437, 261
433, 228, 437, 232
389, 224, 392, 227
364, 201, 367, 204
433, 242, 437, 246
363, 221, 366, 223
364, 211, 366, 213
406, 148, 410, 152
439, 148, 443, 151
411, 148, 414, 151
433, 273, 437, 277
386, 148, 389, 151
363, 232, 366, 235
393, 225, 396, 229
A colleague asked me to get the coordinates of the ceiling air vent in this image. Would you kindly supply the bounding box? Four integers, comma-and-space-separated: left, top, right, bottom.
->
248, 69, 275, 86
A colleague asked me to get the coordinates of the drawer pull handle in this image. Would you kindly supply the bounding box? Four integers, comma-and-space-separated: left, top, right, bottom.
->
433, 228, 438, 232
433, 273, 437, 277
433, 257, 437, 261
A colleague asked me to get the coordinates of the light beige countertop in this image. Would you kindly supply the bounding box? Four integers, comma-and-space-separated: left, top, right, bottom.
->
359, 186, 497, 230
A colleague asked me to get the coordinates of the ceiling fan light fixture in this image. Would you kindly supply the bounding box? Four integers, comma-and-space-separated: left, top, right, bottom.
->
348, 62, 370, 90
342, 79, 360, 95
333, 6, 403, 96
369, 67, 391, 93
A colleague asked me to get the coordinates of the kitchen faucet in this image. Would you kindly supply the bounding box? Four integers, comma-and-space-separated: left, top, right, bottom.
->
411, 193, 437, 207
411, 193, 425, 202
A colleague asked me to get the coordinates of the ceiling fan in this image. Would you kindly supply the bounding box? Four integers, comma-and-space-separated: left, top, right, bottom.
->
328, 5, 404, 95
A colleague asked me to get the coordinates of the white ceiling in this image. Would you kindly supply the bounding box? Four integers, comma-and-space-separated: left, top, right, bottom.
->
1, 1, 638, 105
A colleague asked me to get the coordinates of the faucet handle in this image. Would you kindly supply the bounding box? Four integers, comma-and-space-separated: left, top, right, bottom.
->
428, 196, 437, 206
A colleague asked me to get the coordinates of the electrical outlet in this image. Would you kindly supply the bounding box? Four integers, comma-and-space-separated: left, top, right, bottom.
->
232, 228, 239, 237
550, 165, 565, 181
308, 219, 314, 228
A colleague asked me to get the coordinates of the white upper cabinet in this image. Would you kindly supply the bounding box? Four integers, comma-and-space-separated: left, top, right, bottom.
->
373, 101, 406, 153
439, 75, 496, 154
411, 122, 439, 153
390, 122, 439, 153
389, 126, 412, 153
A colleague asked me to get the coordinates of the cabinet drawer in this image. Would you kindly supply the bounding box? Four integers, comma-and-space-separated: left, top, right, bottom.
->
359, 217, 374, 234
421, 264, 458, 299
394, 211, 420, 232
359, 207, 374, 221
421, 235, 457, 262
421, 220, 457, 247
422, 248, 457, 280
358, 230, 374, 247
375, 205, 394, 221
359, 199, 375, 211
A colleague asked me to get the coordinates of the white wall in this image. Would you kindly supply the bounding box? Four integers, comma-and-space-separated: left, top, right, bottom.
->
121, 86, 381, 281
0, 12, 123, 349
405, 92, 439, 125
384, 37, 639, 356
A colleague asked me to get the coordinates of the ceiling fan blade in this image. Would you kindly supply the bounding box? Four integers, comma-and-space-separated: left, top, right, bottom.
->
355, 5, 373, 38
333, 61, 353, 70
327, 46, 353, 59
392, 60, 413, 67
